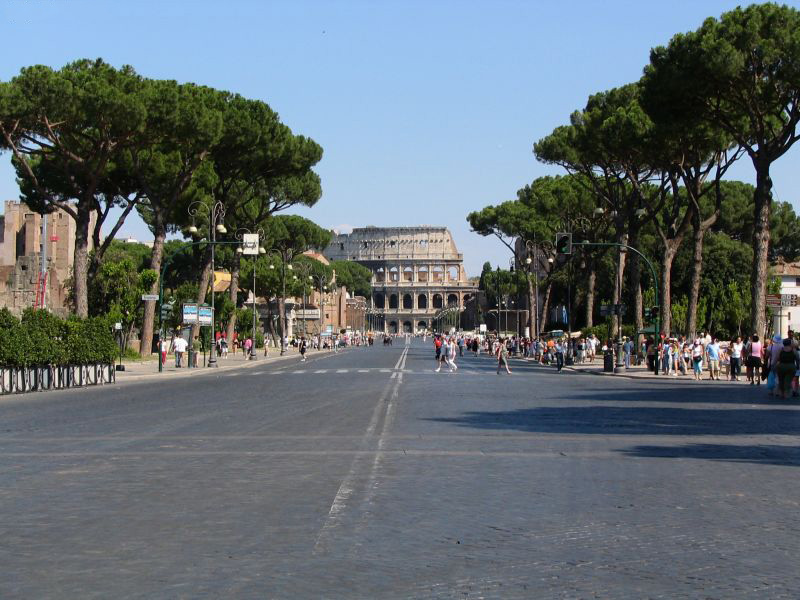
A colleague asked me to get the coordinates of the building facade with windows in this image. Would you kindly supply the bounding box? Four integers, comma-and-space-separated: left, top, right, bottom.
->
323, 226, 477, 334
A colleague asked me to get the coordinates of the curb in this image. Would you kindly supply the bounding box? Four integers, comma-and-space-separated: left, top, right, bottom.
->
113, 348, 356, 384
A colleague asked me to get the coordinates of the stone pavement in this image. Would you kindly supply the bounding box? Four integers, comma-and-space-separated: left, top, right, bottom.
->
1, 338, 798, 598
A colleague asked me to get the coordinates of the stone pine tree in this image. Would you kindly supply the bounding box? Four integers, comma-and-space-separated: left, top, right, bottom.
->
126, 80, 224, 355
646, 3, 800, 337
262, 216, 332, 345
223, 170, 322, 344
0, 59, 147, 318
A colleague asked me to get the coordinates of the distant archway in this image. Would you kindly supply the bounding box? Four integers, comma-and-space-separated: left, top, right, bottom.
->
388, 321, 398, 334
417, 320, 427, 331
447, 293, 459, 307
418, 266, 429, 282
389, 294, 398, 309
417, 294, 428, 309
402, 293, 413, 309
373, 293, 385, 309
432, 294, 443, 309
403, 321, 413, 333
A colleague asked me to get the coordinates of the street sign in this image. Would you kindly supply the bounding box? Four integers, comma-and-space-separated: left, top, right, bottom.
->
479, 324, 487, 332
242, 233, 260, 255
766, 294, 782, 308
198, 305, 213, 326
141, 294, 159, 301
114, 322, 122, 330
182, 303, 198, 324
781, 294, 798, 307
600, 304, 612, 317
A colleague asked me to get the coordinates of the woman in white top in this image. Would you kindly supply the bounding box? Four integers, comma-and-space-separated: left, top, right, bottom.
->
729, 336, 743, 381
446, 337, 458, 372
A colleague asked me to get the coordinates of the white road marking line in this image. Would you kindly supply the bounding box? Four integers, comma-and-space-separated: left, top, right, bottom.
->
292, 370, 306, 374
390, 372, 397, 379
357, 369, 369, 373
314, 369, 328, 374
336, 369, 349, 373
313, 374, 396, 555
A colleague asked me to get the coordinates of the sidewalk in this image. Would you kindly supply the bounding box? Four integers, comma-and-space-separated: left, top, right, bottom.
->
113, 347, 312, 382
563, 358, 750, 384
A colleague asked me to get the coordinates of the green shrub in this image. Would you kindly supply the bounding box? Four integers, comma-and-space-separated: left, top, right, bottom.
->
0, 311, 117, 367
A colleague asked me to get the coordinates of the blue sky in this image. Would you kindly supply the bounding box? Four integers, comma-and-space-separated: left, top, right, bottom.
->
2, 0, 799, 276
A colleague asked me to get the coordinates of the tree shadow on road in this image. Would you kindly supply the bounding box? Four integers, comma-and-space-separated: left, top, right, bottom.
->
426, 404, 800, 436
621, 443, 800, 467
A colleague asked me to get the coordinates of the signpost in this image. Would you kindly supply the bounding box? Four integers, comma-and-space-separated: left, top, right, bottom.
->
182, 303, 199, 324
141, 294, 159, 302
198, 305, 213, 326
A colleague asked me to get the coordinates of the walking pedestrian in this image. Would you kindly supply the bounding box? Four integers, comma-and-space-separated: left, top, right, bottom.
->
434, 335, 446, 372
555, 338, 565, 372
706, 337, 721, 380
446, 337, 458, 372
496, 337, 512, 374
174, 334, 188, 368
299, 337, 308, 362
774, 338, 797, 399
729, 336, 743, 381
745, 334, 762, 385
691, 339, 704, 380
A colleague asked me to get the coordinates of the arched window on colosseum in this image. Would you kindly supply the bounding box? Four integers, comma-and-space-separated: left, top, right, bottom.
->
432, 266, 444, 283
417, 320, 427, 331
418, 266, 428, 282
373, 293, 385, 309
375, 267, 385, 283
403, 321, 413, 333
432, 294, 443, 309
417, 294, 428, 309
402, 294, 413, 309
389, 294, 398, 309
448, 266, 459, 281
447, 293, 459, 307
389, 321, 398, 334
463, 293, 472, 303
389, 266, 399, 282
403, 266, 414, 282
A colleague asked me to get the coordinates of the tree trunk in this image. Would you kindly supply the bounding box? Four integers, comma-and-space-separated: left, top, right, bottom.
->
139, 224, 166, 356
540, 282, 552, 332
628, 226, 643, 347
191, 248, 213, 342
527, 273, 536, 337
750, 164, 772, 339
686, 220, 705, 340
585, 266, 596, 329
659, 246, 678, 335
611, 232, 628, 334
72, 206, 92, 318
225, 255, 241, 343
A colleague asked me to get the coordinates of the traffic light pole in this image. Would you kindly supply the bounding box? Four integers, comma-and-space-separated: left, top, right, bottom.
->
573, 242, 660, 375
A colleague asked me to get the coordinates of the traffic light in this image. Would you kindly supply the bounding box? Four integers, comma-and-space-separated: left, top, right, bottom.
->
644, 307, 651, 319
555, 232, 572, 255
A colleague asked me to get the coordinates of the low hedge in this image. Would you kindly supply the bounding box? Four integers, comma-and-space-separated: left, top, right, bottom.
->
0, 308, 118, 367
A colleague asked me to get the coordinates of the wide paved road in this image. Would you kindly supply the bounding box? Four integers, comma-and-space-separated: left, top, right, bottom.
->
1, 338, 799, 598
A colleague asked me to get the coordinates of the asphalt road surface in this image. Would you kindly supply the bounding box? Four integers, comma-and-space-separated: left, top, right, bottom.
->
1, 338, 798, 599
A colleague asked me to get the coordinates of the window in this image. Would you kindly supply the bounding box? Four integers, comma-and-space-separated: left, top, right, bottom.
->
340, 243, 344, 250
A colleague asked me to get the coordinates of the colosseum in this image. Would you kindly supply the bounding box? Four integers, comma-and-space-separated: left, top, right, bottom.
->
323, 226, 478, 334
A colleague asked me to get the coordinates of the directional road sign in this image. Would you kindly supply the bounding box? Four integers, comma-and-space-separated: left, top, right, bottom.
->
141, 294, 159, 301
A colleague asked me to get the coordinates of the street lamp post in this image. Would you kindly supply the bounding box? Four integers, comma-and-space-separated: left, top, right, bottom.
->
310, 272, 330, 349
236, 228, 266, 360
187, 200, 226, 368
